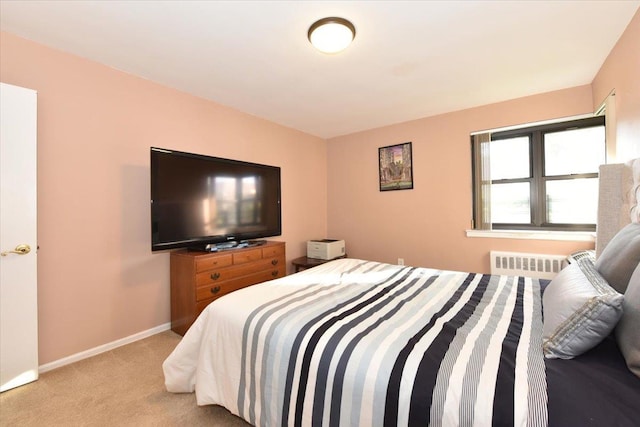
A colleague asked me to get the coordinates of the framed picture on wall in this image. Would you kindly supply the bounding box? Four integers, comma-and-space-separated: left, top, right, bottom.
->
378, 142, 413, 191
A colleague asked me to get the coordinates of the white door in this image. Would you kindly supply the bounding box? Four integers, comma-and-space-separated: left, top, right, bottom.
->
0, 82, 38, 392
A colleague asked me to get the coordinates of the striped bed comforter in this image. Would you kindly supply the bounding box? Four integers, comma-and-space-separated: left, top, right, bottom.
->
164, 259, 548, 427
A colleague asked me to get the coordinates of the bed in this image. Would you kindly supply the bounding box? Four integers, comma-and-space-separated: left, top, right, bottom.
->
163, 158, 640, 427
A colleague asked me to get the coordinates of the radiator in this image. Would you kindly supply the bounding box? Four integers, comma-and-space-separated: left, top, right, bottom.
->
490, 251, 567, 279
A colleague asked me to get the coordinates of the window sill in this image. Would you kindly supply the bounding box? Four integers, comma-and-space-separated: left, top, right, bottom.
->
465, 229, 596, 242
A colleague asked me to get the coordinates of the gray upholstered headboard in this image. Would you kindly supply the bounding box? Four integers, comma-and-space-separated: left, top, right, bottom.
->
596, 158, 640, 257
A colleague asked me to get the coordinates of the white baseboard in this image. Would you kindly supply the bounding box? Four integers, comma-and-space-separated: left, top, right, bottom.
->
39, 322, 172, 373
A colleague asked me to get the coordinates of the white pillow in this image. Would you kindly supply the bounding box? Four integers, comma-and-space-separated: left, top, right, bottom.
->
542, 259, 623, 359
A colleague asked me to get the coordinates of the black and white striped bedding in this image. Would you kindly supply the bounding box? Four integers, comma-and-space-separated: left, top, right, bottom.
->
164, 259, 548, 426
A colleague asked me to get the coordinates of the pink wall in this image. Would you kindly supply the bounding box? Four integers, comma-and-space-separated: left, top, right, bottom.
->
592, 9, 640, 162
327, 86, 596, 273
0, 32, 328, 364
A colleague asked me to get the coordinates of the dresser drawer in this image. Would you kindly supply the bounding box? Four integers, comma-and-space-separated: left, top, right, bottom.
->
195, 266, 285, 302
196, 297, 216, 318
262, 244, 285, 258
195, 256, 285, 287
195, 253, 233, 272
232, 248, 262, 264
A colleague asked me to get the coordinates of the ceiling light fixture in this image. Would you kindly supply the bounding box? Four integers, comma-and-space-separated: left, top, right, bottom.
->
308, 17, 356, 54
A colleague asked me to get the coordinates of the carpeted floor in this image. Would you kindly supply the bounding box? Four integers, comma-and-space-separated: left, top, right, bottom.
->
0, 330, 251, 426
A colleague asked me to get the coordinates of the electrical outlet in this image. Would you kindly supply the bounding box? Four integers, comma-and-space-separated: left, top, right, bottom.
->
398, 258, 405, 266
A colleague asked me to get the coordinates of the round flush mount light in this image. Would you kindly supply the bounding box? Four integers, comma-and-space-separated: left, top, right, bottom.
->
308, 17, 356, 54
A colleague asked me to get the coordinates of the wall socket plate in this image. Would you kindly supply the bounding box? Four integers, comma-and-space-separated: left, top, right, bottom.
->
398, 258, 405, 266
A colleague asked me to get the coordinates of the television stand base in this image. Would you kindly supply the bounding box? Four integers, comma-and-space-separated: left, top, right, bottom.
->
187, 239, 269, 252
205, 241, 239, 252
186, 245, 211, 252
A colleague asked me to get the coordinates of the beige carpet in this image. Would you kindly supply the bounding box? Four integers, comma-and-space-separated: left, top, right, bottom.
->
0, 330, 251, 426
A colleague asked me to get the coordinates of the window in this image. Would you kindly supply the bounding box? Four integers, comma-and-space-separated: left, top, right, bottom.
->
472, 116, 605, 232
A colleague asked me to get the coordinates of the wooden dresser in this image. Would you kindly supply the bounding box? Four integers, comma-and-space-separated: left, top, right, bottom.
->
169, 241, 286, 335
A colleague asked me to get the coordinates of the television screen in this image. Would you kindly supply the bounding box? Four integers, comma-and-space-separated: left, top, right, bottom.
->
151, 147, 281, 251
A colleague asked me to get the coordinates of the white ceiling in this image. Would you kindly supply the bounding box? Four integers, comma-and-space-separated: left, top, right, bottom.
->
1, 1, 638, 139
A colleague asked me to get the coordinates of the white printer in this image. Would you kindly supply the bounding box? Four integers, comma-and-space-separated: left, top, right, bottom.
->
307, 239, 346, 260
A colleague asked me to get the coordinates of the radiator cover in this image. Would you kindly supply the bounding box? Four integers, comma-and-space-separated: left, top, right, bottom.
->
490, 251, 567, 279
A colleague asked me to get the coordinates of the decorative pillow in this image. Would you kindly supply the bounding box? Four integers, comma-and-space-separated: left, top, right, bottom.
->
595, 222, 640, 293
615, 263, 640, 378
542, 258, 624, 359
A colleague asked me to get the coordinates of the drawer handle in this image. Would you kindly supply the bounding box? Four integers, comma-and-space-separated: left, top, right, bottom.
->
271, 259, 278, 266
271, 270, 278, 277
210, 286, 221, 295
210, 272, 221, 280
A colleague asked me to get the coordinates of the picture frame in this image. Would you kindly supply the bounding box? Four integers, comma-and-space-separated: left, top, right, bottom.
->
378, 142, 413, 191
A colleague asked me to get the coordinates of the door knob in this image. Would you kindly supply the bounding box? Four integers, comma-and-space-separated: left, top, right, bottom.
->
1, 244, 31, 256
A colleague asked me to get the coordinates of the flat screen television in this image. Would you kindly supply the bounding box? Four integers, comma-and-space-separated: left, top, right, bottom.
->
151, 147, 281, 251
